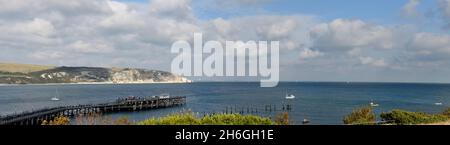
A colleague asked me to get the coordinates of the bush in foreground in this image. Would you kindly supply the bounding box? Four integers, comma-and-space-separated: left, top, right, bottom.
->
274, 112, 291, 125
380, 109, 449, 125
443, 108, 450, 117
41, 116, 70, 125
343, 106, 376, 125
138, 112, 274, 125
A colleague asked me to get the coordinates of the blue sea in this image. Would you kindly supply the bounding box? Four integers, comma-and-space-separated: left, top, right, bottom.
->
0, 82, 449, 125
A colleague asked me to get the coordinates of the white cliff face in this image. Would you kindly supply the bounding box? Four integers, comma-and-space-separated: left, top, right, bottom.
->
109, 69, 191, 84
40, 72, 68, 79
111, 69, 145, 83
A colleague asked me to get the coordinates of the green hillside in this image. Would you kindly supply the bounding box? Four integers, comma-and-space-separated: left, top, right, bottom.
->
0, 63, 54, 73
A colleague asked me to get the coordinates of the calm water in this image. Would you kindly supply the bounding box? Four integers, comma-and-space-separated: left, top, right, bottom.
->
1, 82, 449, 125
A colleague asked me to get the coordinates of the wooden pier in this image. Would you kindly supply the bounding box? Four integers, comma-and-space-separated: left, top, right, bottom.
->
0, 96, 186, 125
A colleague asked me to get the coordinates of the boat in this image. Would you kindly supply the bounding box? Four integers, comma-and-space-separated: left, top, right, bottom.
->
370, 101, 379, 107
302, 118, 310, 124
158, 94, 170, 99
51, 88, 60, 101
434, 102, 443, 106
285, 94, 295, 100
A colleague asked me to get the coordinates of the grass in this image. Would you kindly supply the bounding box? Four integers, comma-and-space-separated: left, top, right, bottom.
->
0, 62, 53, 73
0, 71, 29, 77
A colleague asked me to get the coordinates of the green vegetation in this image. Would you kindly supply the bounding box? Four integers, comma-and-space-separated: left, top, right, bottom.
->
380, 109, 450, 125
73, 113, 132, 125
0, 63, 53, 73
344, 106, 450, 125
343, 106, 376, 125
0, 71, 29, 77
274, 112, 291, 125
42, 111, 289, 125
0, 71, 27, 75
41, 116, 70, 125
138, 112, 275, 125
443, 108, 450, 117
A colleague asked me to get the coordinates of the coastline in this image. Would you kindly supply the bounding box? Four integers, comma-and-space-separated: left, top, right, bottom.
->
0, 81, 193, 86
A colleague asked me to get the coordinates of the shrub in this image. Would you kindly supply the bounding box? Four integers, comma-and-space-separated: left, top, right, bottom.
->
74, 112, 133, 125
380, 109, 449, 125
139, 112, 201, 125
42, 116, 70, 125
343, 106, 376, 125
274, 112, 291, 125
113, 116, 132, 125
138, 112, 274, 125
442, 108, 450, 117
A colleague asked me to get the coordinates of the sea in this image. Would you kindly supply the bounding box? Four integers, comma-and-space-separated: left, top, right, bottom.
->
1, 82, 449, 125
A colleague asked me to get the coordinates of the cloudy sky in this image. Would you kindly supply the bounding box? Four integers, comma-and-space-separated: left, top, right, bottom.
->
1, 0, 450, 83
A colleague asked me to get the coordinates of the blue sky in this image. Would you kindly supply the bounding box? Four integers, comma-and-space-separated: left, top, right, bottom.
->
117, 0, 437, 23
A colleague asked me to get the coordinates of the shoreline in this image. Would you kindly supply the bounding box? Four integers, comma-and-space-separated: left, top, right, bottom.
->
0, 81, 192, 86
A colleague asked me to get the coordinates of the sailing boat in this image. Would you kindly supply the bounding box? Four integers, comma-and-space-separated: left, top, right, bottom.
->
51, 87, 60, 101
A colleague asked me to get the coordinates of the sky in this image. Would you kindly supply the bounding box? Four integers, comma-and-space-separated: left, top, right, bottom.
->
1, 0, 450, 83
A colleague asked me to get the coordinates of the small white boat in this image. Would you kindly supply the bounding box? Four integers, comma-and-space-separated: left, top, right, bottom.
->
51, 97, 60, 101
302, 119, 310, 124
435, 102, 443, 106
51, 87, 61, 101
158, 94, 170, 99
285, 94, 295, 100
370, 101, 379, 107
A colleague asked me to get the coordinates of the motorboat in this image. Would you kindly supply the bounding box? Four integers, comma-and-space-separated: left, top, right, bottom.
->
286, 94, 295, 100
51, 97, 60, 101
435, 102, 443, 106
302, 119, 310, 124
370, 101, 379, 107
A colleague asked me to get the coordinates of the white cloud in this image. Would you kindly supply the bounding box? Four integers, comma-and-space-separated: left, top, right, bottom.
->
299, 48, 323, 59
402, 0, 422, 19
359, 56, 388, 67
67, 40, 114, 54
205, 15, 318, 50
17, 18, 56, 37
28, 51, 65, 60
149, 0, 194, 21
438, 0, 450, 18
409, 32, 450, 60
310, 19, 396, 52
